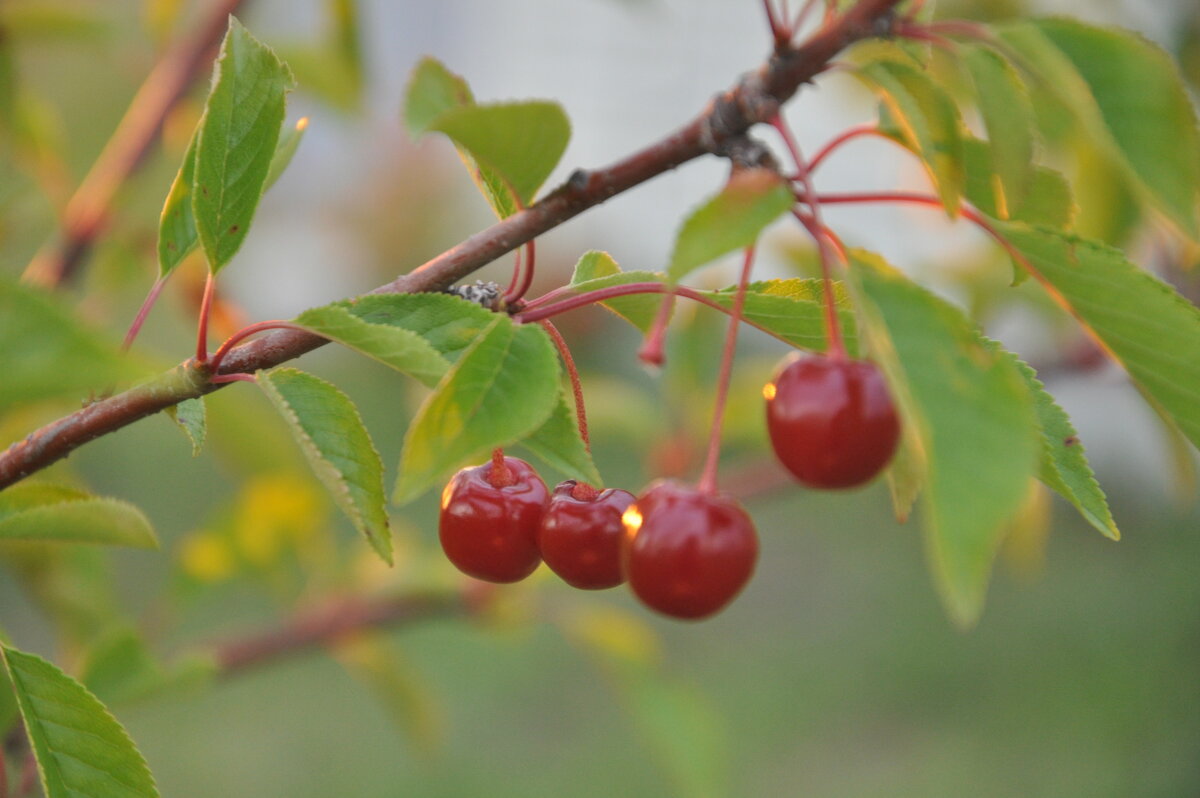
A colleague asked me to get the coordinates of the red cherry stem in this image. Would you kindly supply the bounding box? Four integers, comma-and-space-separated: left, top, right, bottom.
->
503, 239, 537, 305
195, 270, 216, 363
517, 282, 760, 331
537, 319, 590, 451
892, 22, 957, 51
697, 245, 757, 495
208, 319, 308, 377
792, 0, 824, 32
811, 189, 1123, 361
498, 185, 537, 306
772, 114, 847, 360
488, 447, 515, 487
122, 274, 168, 351
792, 208, 849, 263
504, 245, 523, 300
812, 191, 1034, 268
570, 481, 600, 501
638, 293, 676, 367
762, 0, 792, 48
805, 124, 892, 175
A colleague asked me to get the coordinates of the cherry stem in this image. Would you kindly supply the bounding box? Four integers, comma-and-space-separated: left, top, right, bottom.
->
195, 270, 216, 363
812, 190, 1032, 267
697, 246, 757, 495
122, 274, 168, 351
761, 0, 791, 48
809, 190, 1118, 354
488, 448, 514, 488
504, 245, 523, 299
513, 239, 537, 303
517, 282, 733, 327
805, 124, 889, 175
772, 114, 847, 360
209, 372, 259, 384
893, 22, 957, 51
208, 320, 307, 377
792, 0, 824, 33
638, 293, 676, 367
570, 481, 600, 501
500, 190, 536, 305
538, 319, 590, 450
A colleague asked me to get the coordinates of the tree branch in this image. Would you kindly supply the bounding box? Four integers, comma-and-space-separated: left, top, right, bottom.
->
211, 589, 469, 677
0, 0, 903, 491
21, 0, 249, 288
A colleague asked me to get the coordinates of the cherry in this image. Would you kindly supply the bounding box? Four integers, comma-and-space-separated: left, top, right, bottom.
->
439, 454, 549, 583
764, 354, 900, 489
538, 481, 635, 590
622, 480, 758, 620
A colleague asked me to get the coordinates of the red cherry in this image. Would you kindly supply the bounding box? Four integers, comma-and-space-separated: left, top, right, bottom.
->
439, 456, 549, 583
538, 481, 635, 590
622, 480, 758, 620
764, 354, 900, 489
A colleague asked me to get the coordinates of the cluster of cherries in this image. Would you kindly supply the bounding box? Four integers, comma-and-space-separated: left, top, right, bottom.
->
439, 350, 900, 620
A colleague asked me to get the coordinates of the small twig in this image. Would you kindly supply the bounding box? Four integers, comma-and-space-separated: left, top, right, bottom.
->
21, 0, 249, 288
212, 590, 468, 677
0, 0, 906, 491
697, 246, 756, 494
538, 320, 590, 450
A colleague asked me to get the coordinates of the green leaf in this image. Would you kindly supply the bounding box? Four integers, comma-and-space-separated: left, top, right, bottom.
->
0, 484, 157, 548
79, 629, 215, 706
857, 58, 966, 216
1005, 351, 1119, 539
157, 127, 199, 277
258, 368, 392, 564
568, 252, 665, 332
158, 114, 303, 278
166, 397, 207, 457
961, 137, 1075, 229
519, 389, 602, 485
0, 277, 137, 413
293, 301, 450, 387
568, 613, 726, 798
394, 318, 560, 505
1, 644, 160, 798
695, 278, 859, 355
962, 44, 1037, 214
344, 293, 496, 363
264, 116, 308, 188
400, 57, 521, 218
403, 56, 473, 138
884, 426, 925, 524
192, 17, 295, 272
335, 635, 444, 757
848, 251, 1040, 625
999, 18, 1200, 239
427, 100, 570, 205
668, 169, 794, 282
997, 223, 1200, 451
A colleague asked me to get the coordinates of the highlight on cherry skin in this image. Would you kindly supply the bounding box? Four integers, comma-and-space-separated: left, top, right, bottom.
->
622, 480, 759, 620
538, 480, 636, 590
438, 455, 549, 583
764, 353, 901, 489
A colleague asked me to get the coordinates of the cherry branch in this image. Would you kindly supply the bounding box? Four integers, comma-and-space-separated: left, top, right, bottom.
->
211, 589, 469, 676
0, 0, 905, 492
22, 0, 250, 288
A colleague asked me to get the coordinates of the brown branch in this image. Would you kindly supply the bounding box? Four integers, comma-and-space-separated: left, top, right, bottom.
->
0, 0, 904, 491
212, 589, 468, 677
21, 0, 249, 288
